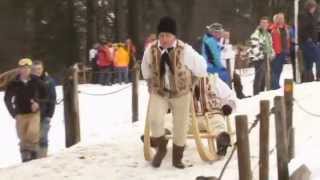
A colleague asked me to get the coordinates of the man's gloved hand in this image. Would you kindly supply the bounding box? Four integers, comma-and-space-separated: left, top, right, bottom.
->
222, 105, 232, 116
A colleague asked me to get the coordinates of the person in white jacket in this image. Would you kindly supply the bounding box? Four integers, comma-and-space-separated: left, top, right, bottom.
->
141, 16, 207, 169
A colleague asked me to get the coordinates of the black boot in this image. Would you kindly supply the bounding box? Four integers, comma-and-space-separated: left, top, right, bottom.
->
172, 144, 186, 169
216, 132, 231, 156
152, 136, 168, 168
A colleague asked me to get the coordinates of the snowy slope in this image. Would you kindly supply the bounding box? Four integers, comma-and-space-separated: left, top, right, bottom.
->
0, 65, 319, 180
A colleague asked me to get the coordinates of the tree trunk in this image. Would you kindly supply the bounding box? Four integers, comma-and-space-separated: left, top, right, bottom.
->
96, 0, 114, 42
72, 0, 88, 64
23, 1, 36, 58
252, 0, 272, 19
180, 0, 196, 43
115, 0, 127, 42
87, 0, 98, 50
128, 0, 143, 56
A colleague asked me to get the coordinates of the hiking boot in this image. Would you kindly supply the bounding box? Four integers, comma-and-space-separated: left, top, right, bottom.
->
216, 132, 231, 156
152, 136, 168, 168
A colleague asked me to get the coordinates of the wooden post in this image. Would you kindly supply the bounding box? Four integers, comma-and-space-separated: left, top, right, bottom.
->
132, 62, 139, 123
77, 63, 88, 84
265, 55, 271, 90
63, 66, 81, 147
235, 115, 252, 180
259, 100, 270, 180
294, 0, 302, 83
274, 96, 289, 180
284, 79, 294, 160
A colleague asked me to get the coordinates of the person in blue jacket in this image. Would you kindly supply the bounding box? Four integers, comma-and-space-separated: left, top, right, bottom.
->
201, 23, 231, 84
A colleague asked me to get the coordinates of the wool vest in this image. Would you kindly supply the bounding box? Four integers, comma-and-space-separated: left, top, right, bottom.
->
149, 40, 192, 98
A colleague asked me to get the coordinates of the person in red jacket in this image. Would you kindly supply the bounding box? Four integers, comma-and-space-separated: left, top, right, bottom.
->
97, 41, 114, 85
269, 13, 290, 90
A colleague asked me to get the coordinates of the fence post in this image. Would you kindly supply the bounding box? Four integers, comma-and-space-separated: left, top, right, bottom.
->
259, 100, 270, 180
274, 96, 289, 180
132, 62, 139, 123
76, 63, 88, 84
63, 66, 81, 147
235, 115, 252, 180
284, 79, 294, 160
265, 56, 271, 90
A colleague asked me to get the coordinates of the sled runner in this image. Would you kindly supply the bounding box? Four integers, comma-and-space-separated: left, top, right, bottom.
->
144, 77, 235, 162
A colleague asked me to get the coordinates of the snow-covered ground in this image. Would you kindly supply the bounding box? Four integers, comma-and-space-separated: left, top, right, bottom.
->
0, 65, 319, 180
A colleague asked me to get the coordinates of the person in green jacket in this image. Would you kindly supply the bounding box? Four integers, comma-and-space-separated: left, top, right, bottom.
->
248, 16, 274, 95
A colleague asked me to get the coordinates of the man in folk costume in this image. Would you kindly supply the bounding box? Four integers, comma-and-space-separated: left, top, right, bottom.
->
141, 16, 207, 168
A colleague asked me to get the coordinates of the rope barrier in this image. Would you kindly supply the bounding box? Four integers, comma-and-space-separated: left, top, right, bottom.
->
78, 84, 132, 96
293, 98, 320, 117
91, 70, 135, 75
81, 67, 137, 75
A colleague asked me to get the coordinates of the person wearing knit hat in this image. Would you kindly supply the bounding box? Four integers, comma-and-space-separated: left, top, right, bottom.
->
206, 22, 224, 33
4, 58, 48, 162
141, 16, 207, 169
202, 22, 231, 84
157, 16, 177, 36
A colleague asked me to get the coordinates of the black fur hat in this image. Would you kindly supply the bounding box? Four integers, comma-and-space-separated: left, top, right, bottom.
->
157, 16, 177, 36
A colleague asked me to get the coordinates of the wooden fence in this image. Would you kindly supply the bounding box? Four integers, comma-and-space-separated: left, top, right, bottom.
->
235, 79, 294, 180
62, 63, 140, 147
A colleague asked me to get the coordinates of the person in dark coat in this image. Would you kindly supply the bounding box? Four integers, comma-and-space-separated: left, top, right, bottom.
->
32, 60, 57, 158
4, 58, 48, 162
299, 0, 320, 82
